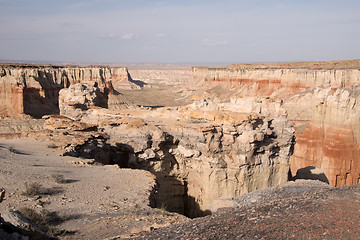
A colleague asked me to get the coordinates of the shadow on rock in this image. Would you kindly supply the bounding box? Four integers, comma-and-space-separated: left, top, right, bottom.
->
292, 166, 329, 184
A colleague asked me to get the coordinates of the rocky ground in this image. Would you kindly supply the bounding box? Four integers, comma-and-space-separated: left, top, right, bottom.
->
131, 180, 360, 239
0, 138, 187, 239
1, 139, 360, 240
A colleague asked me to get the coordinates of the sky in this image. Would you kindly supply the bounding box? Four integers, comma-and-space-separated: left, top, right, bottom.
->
0, 0, 359, 64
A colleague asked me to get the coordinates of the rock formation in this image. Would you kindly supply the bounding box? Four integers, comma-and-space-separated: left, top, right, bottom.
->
3, 60, 358, 218
43, 95, 294, 217
1, 209, 49, 239
132, 180, 360, 239
286, 87, 360, 186
186, 60, 360, 187
0, 64, 137, 118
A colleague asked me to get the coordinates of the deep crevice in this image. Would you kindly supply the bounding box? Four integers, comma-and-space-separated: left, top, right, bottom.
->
63, 137, 206, 218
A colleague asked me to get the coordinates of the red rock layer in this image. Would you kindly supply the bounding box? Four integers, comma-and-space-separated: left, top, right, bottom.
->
188, 63, 360, 187
0, 81, 23, 118
0, 66, 132, 118
290, 122, 360, 186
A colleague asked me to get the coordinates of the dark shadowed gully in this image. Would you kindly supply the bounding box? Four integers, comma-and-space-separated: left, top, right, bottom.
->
128, 180, 360, 240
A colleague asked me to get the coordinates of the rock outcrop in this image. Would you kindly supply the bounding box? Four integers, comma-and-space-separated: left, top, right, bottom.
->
132, 180, 360, 239
1, 209, 49, 239
186, 60, 360, 187
287, 87, 360, 186
0, 64, 137, 118
43, 96, 294, 218
58, 83, 130, 120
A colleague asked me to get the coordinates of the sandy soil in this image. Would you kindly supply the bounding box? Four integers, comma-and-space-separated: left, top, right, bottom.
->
0, 138, 187, 239
118, 83, 192, 108
119, 68, 193, 108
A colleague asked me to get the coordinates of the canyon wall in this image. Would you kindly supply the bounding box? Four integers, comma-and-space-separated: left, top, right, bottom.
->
188, 62, 360, 186
45, 87, 294, 217
0, 65, 136, 118
128, 68, 191, 86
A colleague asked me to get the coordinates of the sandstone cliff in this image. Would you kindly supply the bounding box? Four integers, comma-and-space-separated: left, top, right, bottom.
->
0, 64, 137, 118
42, 90, 294, 217
186, 60, 360, 187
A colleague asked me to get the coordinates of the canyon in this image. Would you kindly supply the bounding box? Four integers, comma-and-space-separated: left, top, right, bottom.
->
0, 60, 359, 238
0, 63, 136, 118
185, 60, 360, 187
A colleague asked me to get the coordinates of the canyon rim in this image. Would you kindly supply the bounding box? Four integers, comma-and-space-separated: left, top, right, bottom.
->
0, 60, 360, 239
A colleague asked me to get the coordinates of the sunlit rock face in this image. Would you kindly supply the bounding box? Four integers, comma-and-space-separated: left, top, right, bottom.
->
186, 61, 360, 187
45, 96, 294, 217
288, 87, 360, 186
0, 65, 135, 118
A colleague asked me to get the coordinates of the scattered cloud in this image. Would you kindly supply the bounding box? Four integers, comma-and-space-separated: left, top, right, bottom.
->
143, 45, 155, 50
201, 39, 229, 46
1, 1, 358, 62
155, 33, 168, 38
99, 33, 118, 39
121, 33, 137, 40
59, 21, 77, 27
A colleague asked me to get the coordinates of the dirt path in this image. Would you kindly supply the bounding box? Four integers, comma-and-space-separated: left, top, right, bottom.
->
0, 138, 187, 239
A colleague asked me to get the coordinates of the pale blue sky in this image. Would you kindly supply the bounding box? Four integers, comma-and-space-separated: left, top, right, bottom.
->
0, 0, 359, 63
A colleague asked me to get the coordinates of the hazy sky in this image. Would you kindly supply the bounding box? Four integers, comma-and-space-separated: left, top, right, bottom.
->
0, 0, 359, 64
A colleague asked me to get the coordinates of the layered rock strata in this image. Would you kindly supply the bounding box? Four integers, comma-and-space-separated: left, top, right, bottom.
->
0, 64, 137, 118
187, 60, 360, 187
128, 68, 191, 86
43, 92, 294, 217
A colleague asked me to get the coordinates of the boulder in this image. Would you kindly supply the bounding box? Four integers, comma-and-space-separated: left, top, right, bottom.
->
0, 188, 4, 203
1, 209, 48, 239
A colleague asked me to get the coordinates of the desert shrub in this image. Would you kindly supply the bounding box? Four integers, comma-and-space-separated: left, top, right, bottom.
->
19, 207, 47, 226
51, 174, 66, 184
158, 203, 170, 216
36, 199, 50, 207
22, 182, 46, 196
19, 207, 70, 237
47, 226, 69, 237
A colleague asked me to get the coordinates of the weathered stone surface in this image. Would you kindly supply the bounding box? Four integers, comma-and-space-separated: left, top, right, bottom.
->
188, 64, 360, 99
43, 97, 294, 217
1, 209, 48, 239
0, 65, 137, 118
58, 83, 108, 120
185, 61, 360, 187
287, 87, 360, 186
132, 180, 360, 240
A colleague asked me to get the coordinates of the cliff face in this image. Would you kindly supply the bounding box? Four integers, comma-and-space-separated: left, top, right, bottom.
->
287, 87, 360, 186
43, 95, 294, 218
0, 65, 134, 118
188, 63, 360, 187
190, 67, 360, 98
